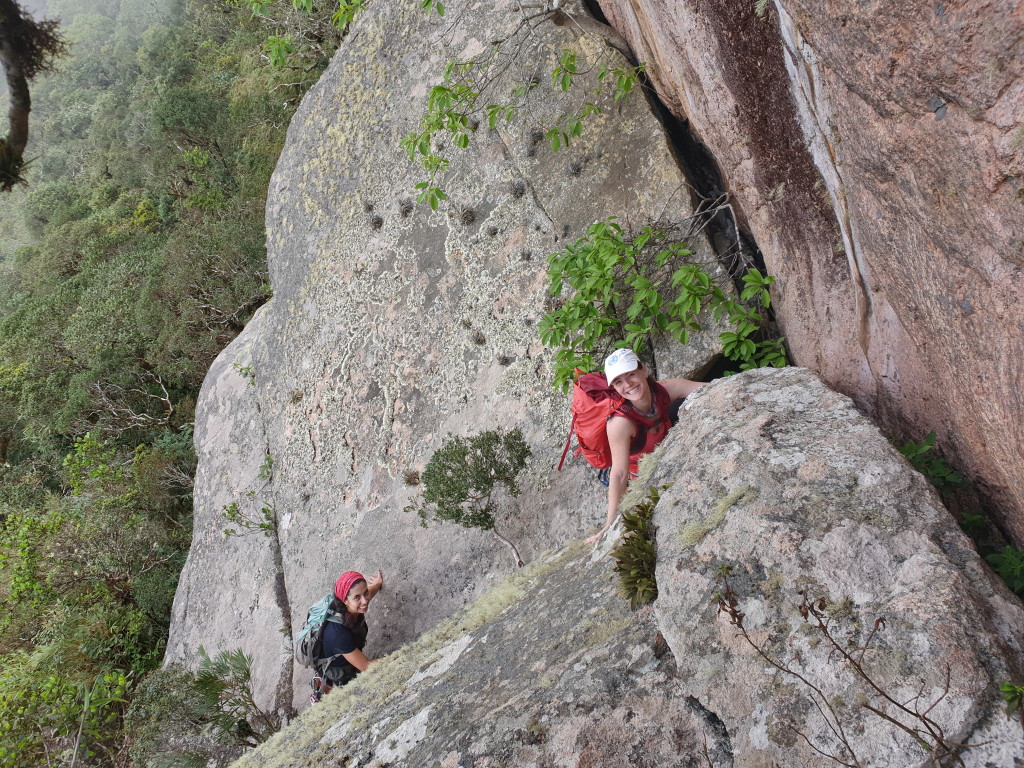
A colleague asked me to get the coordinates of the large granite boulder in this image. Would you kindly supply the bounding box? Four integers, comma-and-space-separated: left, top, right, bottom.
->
166, 0, 730, 711
223, 368, 1024, 767
650, 367, 1024, 766
595, 0, 1024, 539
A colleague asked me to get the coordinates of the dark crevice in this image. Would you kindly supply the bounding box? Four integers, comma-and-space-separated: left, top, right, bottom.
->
646, 87, 768, 285
251, 392, 296, 720
582, 0, 767, 289
684, 695, 735, 767
581, 0, 609, 25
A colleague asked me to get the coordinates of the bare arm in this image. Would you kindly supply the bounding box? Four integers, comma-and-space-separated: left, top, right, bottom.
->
660, 377, 703, 401
366, 569, 383, 600
585, 416, 635, 545
340, 648, 378, 672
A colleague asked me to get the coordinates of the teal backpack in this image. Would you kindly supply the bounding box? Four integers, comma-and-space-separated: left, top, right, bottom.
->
294, 595, 345, 669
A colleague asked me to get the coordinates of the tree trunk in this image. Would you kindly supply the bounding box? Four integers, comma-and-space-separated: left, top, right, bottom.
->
491, 528, 525, 568
0, 0, 32, 157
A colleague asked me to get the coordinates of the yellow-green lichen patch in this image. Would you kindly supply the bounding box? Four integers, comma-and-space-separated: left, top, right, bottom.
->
618, 447, 667, 512
679, 485, 758, 548
579, 613, 633, 650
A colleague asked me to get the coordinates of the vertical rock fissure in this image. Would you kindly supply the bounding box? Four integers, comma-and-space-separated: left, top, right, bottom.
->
251, 391, 295, 718
582, 0, 767, 290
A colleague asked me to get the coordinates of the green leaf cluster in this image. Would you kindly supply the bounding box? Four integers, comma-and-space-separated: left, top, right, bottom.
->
897, 430, 965, 491
610, 486, 662, 609
0, 667, 128, 768
411, 428, 531, 532
1000, 680, 1024, 720
538, 218, 786, 390
221, 496, 277, 538
986, 546, 1024, 596
194, 647, 278, 746
404, 23, 649, 207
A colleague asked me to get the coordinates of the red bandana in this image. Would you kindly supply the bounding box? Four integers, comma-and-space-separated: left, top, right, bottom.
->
334, 570, 366, 601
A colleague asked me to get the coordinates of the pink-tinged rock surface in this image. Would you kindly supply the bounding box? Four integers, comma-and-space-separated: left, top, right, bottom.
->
596, 0, 1024, 539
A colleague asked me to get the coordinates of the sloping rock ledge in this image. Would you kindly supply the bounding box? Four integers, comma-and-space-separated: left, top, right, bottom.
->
233, 369, 1024, 768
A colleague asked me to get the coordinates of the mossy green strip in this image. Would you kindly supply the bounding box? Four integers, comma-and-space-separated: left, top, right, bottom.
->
678, 485, 757, 548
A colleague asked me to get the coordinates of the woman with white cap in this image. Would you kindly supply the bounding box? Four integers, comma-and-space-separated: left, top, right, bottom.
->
585, 349, 702, 544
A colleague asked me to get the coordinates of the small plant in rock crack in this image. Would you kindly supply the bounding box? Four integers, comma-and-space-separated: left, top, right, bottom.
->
714, 566, 971, 767
221, 494, 276, 538
231, 361, 256, 385
1000, 681, 1024, 727
610, 485, 661, 609
898, 430, 965, 492
407, 428, 530, 567
985, 546, 1024, 596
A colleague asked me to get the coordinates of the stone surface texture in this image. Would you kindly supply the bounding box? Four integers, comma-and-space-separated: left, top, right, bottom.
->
650, 367, 1024, 766
233, 544, 731, 768
166, 0, 729, 711
226, 368, 1024, 768
595, 0, 1024, 538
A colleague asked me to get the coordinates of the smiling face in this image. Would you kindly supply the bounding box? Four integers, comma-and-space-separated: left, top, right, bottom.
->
343, 580, 370, 614
610, 363, 650, 405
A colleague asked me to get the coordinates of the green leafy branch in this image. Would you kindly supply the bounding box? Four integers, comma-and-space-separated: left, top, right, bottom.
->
538, 217, 786, 390
407, 428, 531, 566
986, 546, 1024, 595
1000, 681, 1024, 727
221, 495, 276, 538
403, 15, 648, 208
897, 430, 965, 492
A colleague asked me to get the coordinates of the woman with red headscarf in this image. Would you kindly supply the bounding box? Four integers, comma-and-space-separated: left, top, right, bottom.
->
310, 568, 383, 702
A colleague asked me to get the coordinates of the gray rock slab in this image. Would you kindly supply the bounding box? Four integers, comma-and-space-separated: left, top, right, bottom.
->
649, 367, 1024, 767
232, 543, 728, 768
167, 0, 730, 711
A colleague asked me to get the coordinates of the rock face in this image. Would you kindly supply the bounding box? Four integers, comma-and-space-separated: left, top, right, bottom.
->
227, 368, 1024, 767
650, 367, 1024, 766
595, 0, 1024, 539
166, 0, 729, 710
233, 544, 731, 768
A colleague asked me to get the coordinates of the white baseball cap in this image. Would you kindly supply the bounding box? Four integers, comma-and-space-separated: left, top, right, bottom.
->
604, 348, 641, 384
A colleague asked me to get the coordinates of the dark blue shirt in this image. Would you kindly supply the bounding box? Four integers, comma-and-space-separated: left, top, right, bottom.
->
321, 615, 368, 685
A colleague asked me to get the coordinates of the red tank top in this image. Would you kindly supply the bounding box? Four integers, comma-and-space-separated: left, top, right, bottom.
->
613, 382, 673, 475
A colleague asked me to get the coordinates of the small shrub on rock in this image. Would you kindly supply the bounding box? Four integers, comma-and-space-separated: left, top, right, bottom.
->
610, 486, 661, 609
409, 428, 531, 566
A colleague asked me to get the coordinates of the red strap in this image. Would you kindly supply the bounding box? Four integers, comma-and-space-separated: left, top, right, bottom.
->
556, 412, 577, 471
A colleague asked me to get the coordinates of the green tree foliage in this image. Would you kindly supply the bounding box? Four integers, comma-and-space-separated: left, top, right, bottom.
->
410, 428, 531, 566
0, 0, 332, 762
538, 218, 787, 390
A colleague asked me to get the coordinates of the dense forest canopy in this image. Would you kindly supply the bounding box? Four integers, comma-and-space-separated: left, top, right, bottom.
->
0, 0, 338, 763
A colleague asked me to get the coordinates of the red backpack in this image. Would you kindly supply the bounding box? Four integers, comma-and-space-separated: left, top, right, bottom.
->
557, 371, 626, 471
